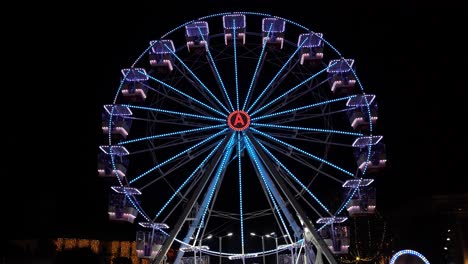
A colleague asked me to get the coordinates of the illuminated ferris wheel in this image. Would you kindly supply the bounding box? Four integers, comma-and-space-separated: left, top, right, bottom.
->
98, 12, 386, 264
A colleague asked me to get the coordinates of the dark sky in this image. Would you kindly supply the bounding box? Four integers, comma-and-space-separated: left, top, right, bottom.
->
4, 0, 465, 242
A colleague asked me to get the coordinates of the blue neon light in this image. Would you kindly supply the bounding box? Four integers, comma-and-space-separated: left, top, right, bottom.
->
163, 43, 230, 114
250, 64, 335, 117
242, 23, 272, 111
251, 123, 363, 136
194, 134, 236, 240
139, 70, 227, 117
251, 128, 354, 176
255, 139, 331, 214
198, 27, 235, 112
233, 21, 240, 110
237, 133, 245, 252
244, 136, 292, 240
154, 138, 226, 219
252, 95, 356, 121
130, 129, 228, 184
119, 124, 226, 145
123, 104, 226, 122
247, 37, 309, 113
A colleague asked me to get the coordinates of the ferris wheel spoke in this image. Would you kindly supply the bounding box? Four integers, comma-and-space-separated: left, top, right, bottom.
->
165, 44, 231, 114
246, 37, 309, 113
141, 82, 218, 117
193, 135, 236, 241
265, 132, 357, 148
152, 138, 227, 220
243, 135, 294, 242
123, 104, 226, 123
197, 27, 235, 112
139, 70, 227, 117
255, 139, 334, 216
233, 23, 240, 110
255, 138, 344, 188
242, 25, 272, 111
128, 135, 217, 157
236, 133, 246, 253
260, 78, 331, 117
251, 123, 363, 137
118, 124, 227, 145
251, 95, 356, 122
250, 63, 335, 117
251, 128, 354, 177
129, 128, 229, 184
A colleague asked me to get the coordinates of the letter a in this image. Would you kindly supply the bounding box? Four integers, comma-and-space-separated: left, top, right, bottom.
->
234, 113, 245, 126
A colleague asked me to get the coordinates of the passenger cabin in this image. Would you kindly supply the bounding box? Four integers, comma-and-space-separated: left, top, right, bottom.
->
136, 222, 168, 259
327, 59, 356, 95
346, 95, 378, 131
149, 39, 175, 73
121, 68, 149, 102
108, 187, 141, 223
298, 33, 324, 65
352, 136, 386, 173
319, 224, 350, 254
223, 14, 246, 45
97, 152, 128, 178
262, 18, 285, 49
185, 21, 209, 52
101, 104, 133, 140
343, 179, 376, 216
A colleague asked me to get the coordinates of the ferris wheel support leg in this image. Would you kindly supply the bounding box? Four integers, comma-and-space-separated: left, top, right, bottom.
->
244, 137, 302, 238
173, 139, 234, 264
314, 248, 324, 264
245, 131, 338, 264
153, 134, 234, 264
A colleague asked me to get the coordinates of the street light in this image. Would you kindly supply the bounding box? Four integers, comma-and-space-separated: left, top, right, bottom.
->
250, 233, 267, 264
218, 232, 233, 264
268, 232, 289, 264
190, 235, 212, 264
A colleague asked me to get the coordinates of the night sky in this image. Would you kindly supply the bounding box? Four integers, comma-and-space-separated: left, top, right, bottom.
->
4, 0, 465, 247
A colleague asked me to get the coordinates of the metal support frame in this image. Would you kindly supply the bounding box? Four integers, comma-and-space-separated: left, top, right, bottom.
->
173, 134, 235, 264
245, 131, 337, 264
243, 136, 302, 239
153, 134, 234, 264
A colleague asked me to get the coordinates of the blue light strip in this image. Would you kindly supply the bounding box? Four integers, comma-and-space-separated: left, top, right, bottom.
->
164, 43, 230, 114
194, 134, 236, 240
173, 133, 234, 264
233, 21, 239, 110
154, 138, 226, 219
252, 95, 356, 121
198, 27, 235, 111
242, 24, 272, 110
250, 63, 335, 117
251, 128, 354, 177
123, 104, 226, 122
243, 136, 292, 241
139, 70, 227, 117
247, 37, 309, 113
119, 124, 226, 145
129, 128, 228, 184
251, 123, 363, 136
237, 133, 245, 253
255, 139, 332, 214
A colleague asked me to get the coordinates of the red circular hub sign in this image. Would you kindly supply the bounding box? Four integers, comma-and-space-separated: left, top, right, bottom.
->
227, 110, 251, 131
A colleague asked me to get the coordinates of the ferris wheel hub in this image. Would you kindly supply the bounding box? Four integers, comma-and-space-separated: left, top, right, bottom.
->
227, 110, 251, 131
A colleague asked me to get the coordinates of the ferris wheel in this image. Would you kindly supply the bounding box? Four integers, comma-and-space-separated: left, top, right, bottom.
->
98, 12, 386, 264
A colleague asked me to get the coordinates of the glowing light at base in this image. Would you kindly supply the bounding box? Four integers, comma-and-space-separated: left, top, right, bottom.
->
390, 249, 430, 264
